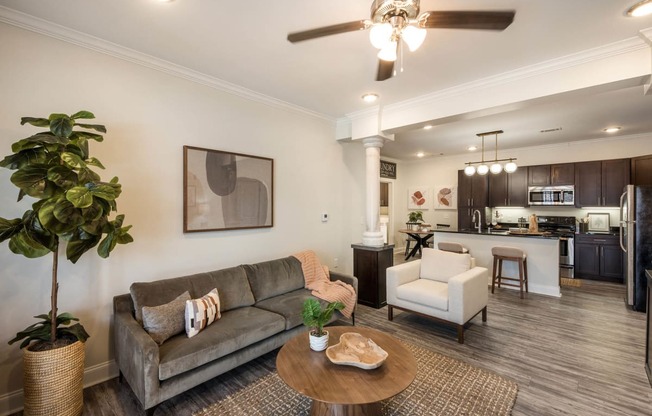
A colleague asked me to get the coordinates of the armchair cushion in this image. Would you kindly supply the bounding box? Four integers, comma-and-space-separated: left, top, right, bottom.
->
420, 248, 471, 283
396, 279, 448, 311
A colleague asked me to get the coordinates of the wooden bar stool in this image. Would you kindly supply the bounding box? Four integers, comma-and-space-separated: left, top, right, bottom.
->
437, 242, 469, 254
491, 246, 528, 299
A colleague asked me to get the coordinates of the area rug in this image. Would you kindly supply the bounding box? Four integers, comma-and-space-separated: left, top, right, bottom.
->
194, 342, 518, 416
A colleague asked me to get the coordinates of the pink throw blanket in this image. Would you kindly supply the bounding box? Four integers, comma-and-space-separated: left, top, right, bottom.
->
292, 250, 356, 318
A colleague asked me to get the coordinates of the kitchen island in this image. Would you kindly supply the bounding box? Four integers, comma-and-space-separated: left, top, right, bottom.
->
432, 229, 561, 297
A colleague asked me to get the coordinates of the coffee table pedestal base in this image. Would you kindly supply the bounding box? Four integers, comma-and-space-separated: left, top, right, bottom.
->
310, 400, 381, 416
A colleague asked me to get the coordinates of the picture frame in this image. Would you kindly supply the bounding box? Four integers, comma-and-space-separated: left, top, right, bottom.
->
183, 145, 273, 232
407, 187, 431, 210
434, 185, 457, 210
587, 212, 610, 233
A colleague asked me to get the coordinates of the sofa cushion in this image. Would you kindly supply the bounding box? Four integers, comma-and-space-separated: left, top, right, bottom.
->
142, 291, 191, 345
185, 288, 221, 338
158, 306, 285, 381
130, 266, 254, 323
420, 248, 471, 283
243, 256, 305, 302
254, 288, 314, 330
396, 279, 449, 311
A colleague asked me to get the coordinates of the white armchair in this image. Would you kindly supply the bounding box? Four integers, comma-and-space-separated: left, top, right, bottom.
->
386, 248, 488, 343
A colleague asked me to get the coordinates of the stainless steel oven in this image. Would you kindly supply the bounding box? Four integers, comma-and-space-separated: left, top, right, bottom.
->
537, 216, 575, 278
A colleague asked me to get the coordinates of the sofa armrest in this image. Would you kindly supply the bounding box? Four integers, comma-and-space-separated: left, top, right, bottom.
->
330, 270, 358, 294
448, 267, 489, 324
113, 294, 161, 410
386, 260, 421, 304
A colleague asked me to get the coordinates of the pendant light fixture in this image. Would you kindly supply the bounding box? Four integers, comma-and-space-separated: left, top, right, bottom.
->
464, 130, 517, 176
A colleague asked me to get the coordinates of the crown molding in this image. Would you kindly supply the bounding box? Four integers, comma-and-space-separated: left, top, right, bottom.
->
383, 35, 650, 114
0, 6, 335, 123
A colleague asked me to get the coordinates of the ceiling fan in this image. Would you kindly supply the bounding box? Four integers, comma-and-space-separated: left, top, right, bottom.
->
287, 0, 515, 81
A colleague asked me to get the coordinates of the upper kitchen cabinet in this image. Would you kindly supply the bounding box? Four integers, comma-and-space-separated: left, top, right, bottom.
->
631, 155, 652, 186
575, 158, 630, 207
528, 163, 574, 186
458, 170, 488, 229
489, 168, 527, 207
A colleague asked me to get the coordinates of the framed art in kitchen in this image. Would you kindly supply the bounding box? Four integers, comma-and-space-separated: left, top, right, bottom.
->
183, 145, 273, 232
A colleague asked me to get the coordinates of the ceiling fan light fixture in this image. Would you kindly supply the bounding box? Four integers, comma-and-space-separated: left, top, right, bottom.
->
401, 25, 426, 52
369, 23, 393, 49
627, 0, 652, 16
378, 41, 398, 62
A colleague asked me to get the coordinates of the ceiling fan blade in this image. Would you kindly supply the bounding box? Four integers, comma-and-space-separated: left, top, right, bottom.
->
287, 20, 367, 43
376, 60, 394, 82
421, 11, 515, 31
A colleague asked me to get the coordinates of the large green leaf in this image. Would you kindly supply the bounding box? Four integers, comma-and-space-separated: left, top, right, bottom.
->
61, 152, 86, 170
80, 201, 104, 222
67, 232, 101, 263
20, 117, 50, 127
24, 211, 57, 251
75, 123, 106, 133
69, 131, 104, 143
10, 165, 57, 199
37, 198, 77, 234
49, 114, 74, 138
8, 230, 51, 258
70, 111, 95, 120
78, 167, 100, 183
65, 186, 94, 208
12, 133, 68, 153
0, 217, 22, 242
47, 166, 78, 189
85, 157, 105, 169
0, 148, 48, 170
53, 199, 84, 227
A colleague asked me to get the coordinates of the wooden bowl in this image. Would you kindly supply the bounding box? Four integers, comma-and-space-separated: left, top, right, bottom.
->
325, 332, 388, 370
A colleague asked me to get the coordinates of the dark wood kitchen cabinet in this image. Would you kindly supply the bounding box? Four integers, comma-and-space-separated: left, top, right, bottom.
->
575, 159, 630, 207
528, 163, 574, 186
458, 170, 488, 229
574, 234, 623, 282
489, 168, 527, 207
380, 182, 388, 207
632, 154, 652, 186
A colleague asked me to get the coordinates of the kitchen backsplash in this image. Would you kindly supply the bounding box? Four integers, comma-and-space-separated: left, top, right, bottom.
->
491, 206, 620, 228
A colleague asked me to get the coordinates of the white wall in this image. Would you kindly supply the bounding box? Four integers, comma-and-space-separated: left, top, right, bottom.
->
0, 22, 366, 411
392, 135, 652, 248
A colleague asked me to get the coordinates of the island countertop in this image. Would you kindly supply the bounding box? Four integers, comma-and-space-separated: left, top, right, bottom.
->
434, 228, 559, 239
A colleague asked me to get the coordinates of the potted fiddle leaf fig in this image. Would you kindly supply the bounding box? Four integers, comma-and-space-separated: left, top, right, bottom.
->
0, 111, 133, 416
302, 298, 344, 351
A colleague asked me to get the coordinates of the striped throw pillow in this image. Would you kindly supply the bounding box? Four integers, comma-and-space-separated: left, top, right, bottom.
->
185, 288, 221, 338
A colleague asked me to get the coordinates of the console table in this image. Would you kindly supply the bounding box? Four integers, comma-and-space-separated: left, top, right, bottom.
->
351, 244, 394, 309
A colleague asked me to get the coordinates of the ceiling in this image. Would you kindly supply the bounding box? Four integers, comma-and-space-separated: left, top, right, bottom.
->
1, 0, 651, 160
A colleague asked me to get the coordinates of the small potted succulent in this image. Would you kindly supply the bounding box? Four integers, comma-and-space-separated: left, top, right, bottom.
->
301, 298, 344, 351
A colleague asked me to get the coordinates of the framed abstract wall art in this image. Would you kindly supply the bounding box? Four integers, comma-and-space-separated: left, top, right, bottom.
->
434, 185, 457, 209
183, 146, 273, 232
407, 187, 431, 210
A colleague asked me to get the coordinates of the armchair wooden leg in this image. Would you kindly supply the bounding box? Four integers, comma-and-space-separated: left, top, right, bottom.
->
482, 306, 487, 322
456, 325, 464, 344
491, 257, 497, 294
118, 370, 124, 384
351, 312, 355, 326
145, 405, 158, 416
388, 305, 394, 321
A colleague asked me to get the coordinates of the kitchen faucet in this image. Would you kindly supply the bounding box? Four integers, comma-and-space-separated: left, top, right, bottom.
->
472, 209, 482, 233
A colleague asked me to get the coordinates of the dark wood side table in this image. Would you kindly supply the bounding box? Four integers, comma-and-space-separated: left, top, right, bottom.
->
351, 244, 394, 309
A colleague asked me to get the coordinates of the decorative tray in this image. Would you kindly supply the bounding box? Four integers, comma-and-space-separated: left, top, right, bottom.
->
325, 332, 388, 370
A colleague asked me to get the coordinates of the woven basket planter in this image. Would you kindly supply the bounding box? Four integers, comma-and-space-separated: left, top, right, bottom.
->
23, 340, 85, 416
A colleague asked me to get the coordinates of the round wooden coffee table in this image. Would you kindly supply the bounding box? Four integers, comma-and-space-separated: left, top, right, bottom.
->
276, 326, 417, 416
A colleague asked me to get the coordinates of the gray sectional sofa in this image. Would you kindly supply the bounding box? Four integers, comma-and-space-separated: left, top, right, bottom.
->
113, 256, 357, 415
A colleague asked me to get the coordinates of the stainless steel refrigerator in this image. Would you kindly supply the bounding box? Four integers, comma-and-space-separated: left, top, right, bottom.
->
620, 185, 652, 311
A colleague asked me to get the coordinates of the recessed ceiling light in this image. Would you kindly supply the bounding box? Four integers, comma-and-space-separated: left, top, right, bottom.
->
416, 152, 425, 158
467, 145, 478, 151
604, 127, 622, 133
423, 125, 433, 130
361, 93, 379, 103
627, 0, 652, 16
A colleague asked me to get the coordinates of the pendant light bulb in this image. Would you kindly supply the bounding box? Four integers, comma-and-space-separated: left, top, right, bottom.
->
504, 161, 518, 173
490, 163, 503, 174
464, 165, 476, 176
477, 164, 489, 175
369, 23, 393, 49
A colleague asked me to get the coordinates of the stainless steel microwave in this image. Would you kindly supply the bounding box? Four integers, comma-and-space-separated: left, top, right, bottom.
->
528, 185, 575, 206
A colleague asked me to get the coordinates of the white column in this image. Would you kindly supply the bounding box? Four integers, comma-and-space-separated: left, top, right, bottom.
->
361, 136, 386, 247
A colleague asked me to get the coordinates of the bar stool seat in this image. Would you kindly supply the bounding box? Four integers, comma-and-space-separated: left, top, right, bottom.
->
437, 242, 469, 254
491, 246, 528, 299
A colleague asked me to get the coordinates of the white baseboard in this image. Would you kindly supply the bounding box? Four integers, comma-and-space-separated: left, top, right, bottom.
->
0, 360, 119, 416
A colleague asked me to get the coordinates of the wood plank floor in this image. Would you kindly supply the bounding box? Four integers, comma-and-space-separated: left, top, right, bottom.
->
11, 260, 652, 415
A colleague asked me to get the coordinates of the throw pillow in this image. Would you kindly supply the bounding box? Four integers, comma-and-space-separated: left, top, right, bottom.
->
142, 291, 191, 345
185, 288, 221, 338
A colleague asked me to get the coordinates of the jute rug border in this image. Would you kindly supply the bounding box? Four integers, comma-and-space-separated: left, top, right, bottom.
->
194, 341, 518, 416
